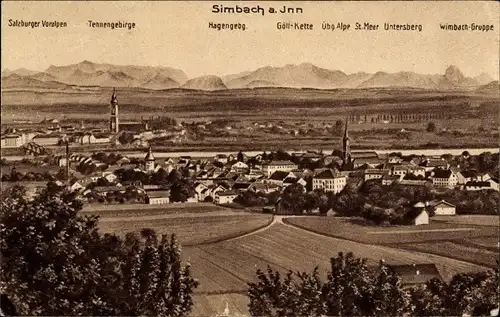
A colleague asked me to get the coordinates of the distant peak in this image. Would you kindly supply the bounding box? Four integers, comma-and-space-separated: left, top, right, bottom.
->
444, 65, 465, 82
80, 60, 94, 64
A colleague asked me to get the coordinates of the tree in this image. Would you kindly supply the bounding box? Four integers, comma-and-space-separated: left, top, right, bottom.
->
0, 184, 198, 316
280, 183, 306, 214
170, 179, 195, 203
426, 122, 436, 132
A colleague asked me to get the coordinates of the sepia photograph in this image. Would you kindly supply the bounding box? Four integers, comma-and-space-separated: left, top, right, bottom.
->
1, 1, 499, 316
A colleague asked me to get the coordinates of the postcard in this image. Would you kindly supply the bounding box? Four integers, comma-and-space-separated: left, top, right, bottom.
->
1, 1, 499, 317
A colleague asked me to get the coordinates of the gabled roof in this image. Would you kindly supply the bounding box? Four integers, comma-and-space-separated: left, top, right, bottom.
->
388, 263, 443, 286
314, 169, 343, 179
269, 171, 292, 181
433, 169, 452, 179
428, 200, 456, 208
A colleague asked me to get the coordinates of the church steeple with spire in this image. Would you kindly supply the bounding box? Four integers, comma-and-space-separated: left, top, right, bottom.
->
342, 116, 352, 168
109, 88, 119, 133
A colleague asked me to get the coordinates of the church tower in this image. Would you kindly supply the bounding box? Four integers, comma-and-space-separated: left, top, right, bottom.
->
144, 146, 155, 173
110, 88, 119, 133
342, 117, 351, 166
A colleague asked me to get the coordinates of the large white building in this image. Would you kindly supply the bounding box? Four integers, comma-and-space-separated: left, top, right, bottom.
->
431, 169, 458, 188
262, 160, 297, 177
312, 169, 347, 194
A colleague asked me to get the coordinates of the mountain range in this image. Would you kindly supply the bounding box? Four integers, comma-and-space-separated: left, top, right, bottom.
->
1, 61, 496, 91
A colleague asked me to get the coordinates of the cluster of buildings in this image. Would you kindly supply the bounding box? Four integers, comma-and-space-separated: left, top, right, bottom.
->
362, 155, 499, 191
1, 89, 185, 150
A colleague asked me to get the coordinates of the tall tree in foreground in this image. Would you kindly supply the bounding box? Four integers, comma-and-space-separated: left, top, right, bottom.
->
247, 252, 499, 317
0, 183, 198, 316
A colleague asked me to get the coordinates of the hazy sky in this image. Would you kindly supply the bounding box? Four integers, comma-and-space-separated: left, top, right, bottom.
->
2, 1, 499, 79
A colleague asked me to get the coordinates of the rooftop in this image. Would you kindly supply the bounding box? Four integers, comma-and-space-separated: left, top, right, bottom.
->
265, 160, 296, 166
314, 169, 343, 179
388, 263, 443, 286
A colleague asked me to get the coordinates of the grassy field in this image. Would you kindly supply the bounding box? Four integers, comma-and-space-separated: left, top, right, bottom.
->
283, 216, 499, 268
84, 201, 494, 316
184, 222, 487, 315
184, 223, 487, 293
99, 214, 272, 246
81, 203, 239, 217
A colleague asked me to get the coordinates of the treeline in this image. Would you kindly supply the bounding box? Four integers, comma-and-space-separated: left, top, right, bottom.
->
248, 252, 499, 317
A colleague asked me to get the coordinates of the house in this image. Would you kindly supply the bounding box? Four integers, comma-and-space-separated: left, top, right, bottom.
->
428, 200, 456, 215
489, 178, 499, 191
312, 169, 347, 194
145, 190, 170, 204
391, 165, 410, 178
262, 160, 298, 177
408, 202, 429, 225
431, 169, 458, 188
364, 169, 389, 181
69, 181, 85, 192
230, 161, 249, 173
102, 172, 118, 183
464, 181, 495, 191
214, 190, 238, 205
388, 263, 443, 288
32, 133, 62, 146
381, 174, 400, 186
1, 133, 24, 148
407, 166, 426, 178
387, 155, 403, 164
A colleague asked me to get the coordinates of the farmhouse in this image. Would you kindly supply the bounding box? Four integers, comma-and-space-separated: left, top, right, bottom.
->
388, 263, 443, 287
312, 169, 346, 194
428, 200, 456, 215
